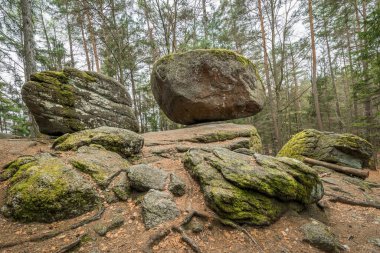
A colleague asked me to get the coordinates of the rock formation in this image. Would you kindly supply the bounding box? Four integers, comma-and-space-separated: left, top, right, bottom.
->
277, 129, 373, 169
184, 147, 323, 225
22, 68, 139, 135
150, 49, 265, 125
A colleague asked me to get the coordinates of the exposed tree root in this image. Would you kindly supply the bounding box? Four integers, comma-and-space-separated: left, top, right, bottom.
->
55, 234, 87, 253
143, 209, 263, 253
143, 228, 171, 253
0, 204, 105, 250
327, 194, 380, 209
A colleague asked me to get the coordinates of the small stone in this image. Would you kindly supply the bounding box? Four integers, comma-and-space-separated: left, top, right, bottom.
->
141, 190, 180, 229
168, 173, 186, 196
368, 238, 380, 248
300, 220, 341, 252
127, 164, 168, 192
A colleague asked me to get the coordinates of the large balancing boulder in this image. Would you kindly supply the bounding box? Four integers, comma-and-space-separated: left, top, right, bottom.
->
184, 147, 323, 225
277, 129, 373, 169
150, 49, 265, 125
22, 68, 139, 135
1, 153, 99, 222
53, 126, 144, 157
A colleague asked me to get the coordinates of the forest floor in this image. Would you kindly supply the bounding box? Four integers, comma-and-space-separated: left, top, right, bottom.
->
0, 123, 379, 253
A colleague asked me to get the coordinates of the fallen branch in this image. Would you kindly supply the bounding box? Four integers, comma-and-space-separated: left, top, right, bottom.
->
0, 204, 105, 250
327, 195, 380, 209
303, 157, 369, 179
55, 234, 87, 253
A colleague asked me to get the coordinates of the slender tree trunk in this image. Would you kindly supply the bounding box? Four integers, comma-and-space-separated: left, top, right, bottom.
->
290, 43, 302, 130
324, 20, 343, 130
40, 5, 53, 69
308, 0, 323, 130
65, 2, 75, 67
258, 0, 280, 153
202, 0, 208, 42
79, 15, 91, 71
85, 6, 100, 72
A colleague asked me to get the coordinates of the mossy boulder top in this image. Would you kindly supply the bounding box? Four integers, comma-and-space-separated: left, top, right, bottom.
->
22, 68, 139, 135
150, 49, 265, 125
277, 129, 374, 169
53, 126, 144, 157
183, 147, 323, 225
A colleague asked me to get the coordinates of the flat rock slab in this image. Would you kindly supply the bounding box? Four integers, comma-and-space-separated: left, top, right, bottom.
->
141, 189, 180, 229
278, 129, 373, 169
22, 68, 138, 135
53, 126, 144, 157
150, 49, 265, 125
142, 123, 262, 152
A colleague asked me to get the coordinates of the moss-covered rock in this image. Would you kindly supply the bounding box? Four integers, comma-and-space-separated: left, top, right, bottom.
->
1, 153, 99, 222
277, 129, 373, 169
21, 68, 139, 135
150, 49, 265, 125
53, 126, 144, 157
183, 148, 323, 225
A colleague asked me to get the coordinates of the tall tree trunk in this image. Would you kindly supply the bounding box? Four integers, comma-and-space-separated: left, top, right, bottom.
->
202, 0, 208, 42
324, 20, 343, 130
290, 43, 302, 130
85, 6, 100, 72
258, 0, 280, 153
65, 2, 75, 67
308, 0, 323, 130
79, 15, 91, 71
21, 0, 39, 137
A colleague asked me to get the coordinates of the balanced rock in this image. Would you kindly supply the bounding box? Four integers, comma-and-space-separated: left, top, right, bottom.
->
22, 68, 139, 135
1, 153, 99, 222
53, 126, 144, 157
277, 129, 373, 169
150, 49, 265, 125
184, 147, 323, 225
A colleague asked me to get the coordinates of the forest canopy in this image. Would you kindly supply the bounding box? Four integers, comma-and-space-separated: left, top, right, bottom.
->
0, 0, 379, 153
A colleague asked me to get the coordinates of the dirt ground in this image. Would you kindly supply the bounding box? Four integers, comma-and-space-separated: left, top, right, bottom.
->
0, 126, 379, 253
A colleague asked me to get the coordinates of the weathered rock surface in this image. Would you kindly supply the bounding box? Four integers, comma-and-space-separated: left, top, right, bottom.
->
278, 129, 373, 169
184, 147, 323, 225
22, 68, 138, 135
127, 164, 168, 192
301, 220, 341, 252
127, 164, 186, 196
141, 189, 180, 229
150, 49, 265, 125
53, 126, 144, 157
1, 153, 99, 222
69, 146, 129, 189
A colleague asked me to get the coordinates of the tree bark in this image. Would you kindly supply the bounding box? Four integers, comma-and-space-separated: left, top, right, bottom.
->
78, 15, 91, 71
308, 0, 323, 130
85, 5, 100, 72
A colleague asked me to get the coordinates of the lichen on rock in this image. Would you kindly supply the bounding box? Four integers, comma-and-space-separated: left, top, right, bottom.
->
22, 68, 139, 135
1, 153, 99, 222
183, 147, 324, 225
